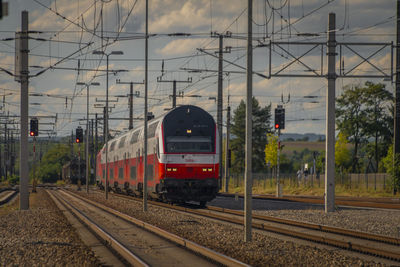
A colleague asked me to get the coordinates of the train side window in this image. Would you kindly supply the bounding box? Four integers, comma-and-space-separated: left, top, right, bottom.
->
148, 122, 158, 138
147, 165, 154, 181
109, 141, 116, 152
130, 131, 139, 144
130, 166, 136, 180
110, 169, 114, 179
118, 136, 127, 148
102, 170, 105, 179
118, 168, 123, 179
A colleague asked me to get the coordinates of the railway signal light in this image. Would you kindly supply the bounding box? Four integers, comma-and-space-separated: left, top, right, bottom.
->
274, 107, 285, 130
76, 127, 83, 143
30, 118, 38, 136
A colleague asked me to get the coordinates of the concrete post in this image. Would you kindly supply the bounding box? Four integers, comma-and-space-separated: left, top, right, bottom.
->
19, 11, 29, 210
325, 13, 336, 212
244, 0, 253, 242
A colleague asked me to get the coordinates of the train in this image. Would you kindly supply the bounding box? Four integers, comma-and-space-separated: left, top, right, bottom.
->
96, 105, 220, 206
62, 157, 86, 184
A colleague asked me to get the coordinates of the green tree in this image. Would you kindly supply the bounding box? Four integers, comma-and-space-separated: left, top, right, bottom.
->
362, 81, 393, 172
231, 97, 272, 174
264, 133, 278, 168
34, 144, 70, 183
335, 132, 351, 177
336, 84, 367, 172
382, 144, 400, 194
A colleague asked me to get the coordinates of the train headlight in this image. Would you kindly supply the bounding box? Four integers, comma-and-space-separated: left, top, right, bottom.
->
172, 168, 177, 171
208, 168, 212, 172
202, 168, 207, 172
167, 168, 172, 171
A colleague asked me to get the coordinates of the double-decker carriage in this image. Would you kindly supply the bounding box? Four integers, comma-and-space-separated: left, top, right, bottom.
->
96, 105, 219, 206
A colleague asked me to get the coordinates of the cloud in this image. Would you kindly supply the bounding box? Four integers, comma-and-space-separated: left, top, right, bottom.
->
156, 38, 207, 56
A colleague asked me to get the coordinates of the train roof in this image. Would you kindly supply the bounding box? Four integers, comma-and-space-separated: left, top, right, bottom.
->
98, 105, 213, 153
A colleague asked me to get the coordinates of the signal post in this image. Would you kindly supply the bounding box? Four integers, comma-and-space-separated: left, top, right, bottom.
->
76, 127, 83, 190
274, 105, 285, 197
30, 118, 38, 193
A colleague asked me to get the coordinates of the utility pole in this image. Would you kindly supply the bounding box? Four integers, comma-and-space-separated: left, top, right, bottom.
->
94, 114, 98, 184
325, 13, 336, 212
144, 0, 149, 212
224, 104, 230, 192
116, 79, 143, 130
211, 32, 231, 189
217, 34, 224, 188
244, 0, 253, 242
156, 77, 192, 108
90, 119, 94, 185
103, 107, 106, 143
0, 131, 2, 179
4, 122, 9, 180
17, 11, 29, 210
394, 0, 400, 194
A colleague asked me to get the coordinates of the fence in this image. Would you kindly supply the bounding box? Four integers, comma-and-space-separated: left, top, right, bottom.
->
229, 172, 391, 191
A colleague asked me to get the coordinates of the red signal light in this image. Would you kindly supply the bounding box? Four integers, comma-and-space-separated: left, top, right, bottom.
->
30, 131, 34, 136
76, 138, 80, 143
275, 124, 279, 129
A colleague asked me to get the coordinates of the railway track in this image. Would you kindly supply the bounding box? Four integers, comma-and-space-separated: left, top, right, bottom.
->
51, 189, 248, 267
88, 189, 400, 263
0, 189, 18, 206
218, 193, 400, 210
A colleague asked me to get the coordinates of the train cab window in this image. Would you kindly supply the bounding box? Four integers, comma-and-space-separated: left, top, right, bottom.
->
109, 141, 116, 152
118, 136, 127, 148
130, 131, 139, 144
148, 122, 158, 138
166, 136, 212, 153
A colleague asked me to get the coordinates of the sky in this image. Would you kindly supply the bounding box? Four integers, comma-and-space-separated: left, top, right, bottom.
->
0, 0, 396, 138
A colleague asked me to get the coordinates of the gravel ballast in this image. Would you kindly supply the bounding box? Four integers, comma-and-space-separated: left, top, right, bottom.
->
0, 189, 100, 266
1, 188, 397, 266
209, 195, 400, 237
75, 189, 394, 266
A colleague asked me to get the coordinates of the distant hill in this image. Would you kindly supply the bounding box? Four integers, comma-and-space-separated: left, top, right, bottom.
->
281, 133, 325, 142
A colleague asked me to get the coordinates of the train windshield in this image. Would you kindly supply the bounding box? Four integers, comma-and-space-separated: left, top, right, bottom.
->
166, 136, 212, 153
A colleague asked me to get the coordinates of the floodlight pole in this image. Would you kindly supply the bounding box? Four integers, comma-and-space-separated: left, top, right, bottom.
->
92, 50, 123, 200
77, 82, 100, 193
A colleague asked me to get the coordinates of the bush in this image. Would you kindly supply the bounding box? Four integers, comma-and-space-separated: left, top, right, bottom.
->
55, 180, 65, 186
7, 174, 19, 185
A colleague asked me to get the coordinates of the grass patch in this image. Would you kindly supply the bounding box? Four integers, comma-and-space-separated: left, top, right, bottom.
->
227, 177, 395, 197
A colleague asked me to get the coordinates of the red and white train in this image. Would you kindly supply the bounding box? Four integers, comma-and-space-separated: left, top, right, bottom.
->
96, 105, 220, 206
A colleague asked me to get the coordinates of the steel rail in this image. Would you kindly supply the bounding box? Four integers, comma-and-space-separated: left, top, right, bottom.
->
0, 190, 18, 206
62, 189, 250, 267
89, 189, 400, 261
206, 206, 400, 245
218, 192, 400, 210
47, 190, 149, 267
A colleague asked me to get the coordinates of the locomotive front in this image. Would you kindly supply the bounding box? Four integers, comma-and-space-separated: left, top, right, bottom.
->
159, 105, 219, 205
